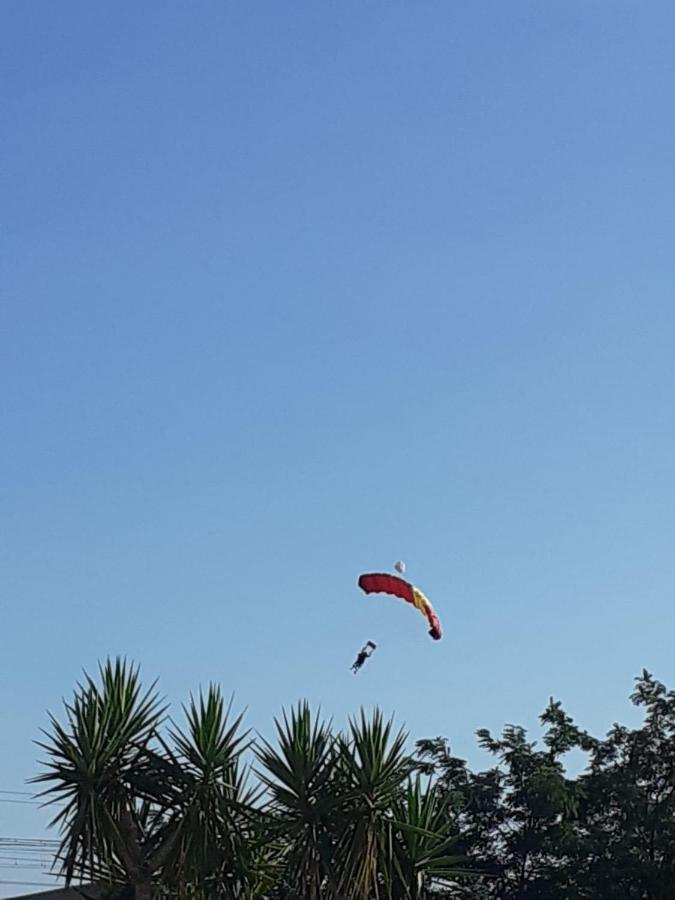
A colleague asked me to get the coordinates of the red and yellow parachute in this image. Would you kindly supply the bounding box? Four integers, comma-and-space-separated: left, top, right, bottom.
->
357, 572, 442, 641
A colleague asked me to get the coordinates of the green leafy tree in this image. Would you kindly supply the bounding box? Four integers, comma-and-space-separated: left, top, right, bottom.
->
568, 670, 675, 899
416, 671, 675, 899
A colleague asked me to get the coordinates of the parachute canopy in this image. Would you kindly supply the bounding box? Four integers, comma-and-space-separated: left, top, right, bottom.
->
357, 572, 442, 641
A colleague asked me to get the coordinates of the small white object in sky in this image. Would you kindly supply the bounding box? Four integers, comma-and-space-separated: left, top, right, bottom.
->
394, 560, 406, 575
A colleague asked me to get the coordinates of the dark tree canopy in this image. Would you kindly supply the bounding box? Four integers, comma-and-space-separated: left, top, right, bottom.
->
415, 669, 675, 899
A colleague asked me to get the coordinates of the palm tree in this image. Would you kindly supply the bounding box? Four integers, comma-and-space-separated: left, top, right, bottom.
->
336, 708, 410, 900
33, 658, 171, 900
164, 685, 277, 899
256, 702, 342, 900
35, 662, 473, 900
387, 777, 472, 899
35, 662, 277, 900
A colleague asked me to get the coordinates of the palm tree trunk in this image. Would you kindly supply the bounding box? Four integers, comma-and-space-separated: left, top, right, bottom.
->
134, 881, 153, 900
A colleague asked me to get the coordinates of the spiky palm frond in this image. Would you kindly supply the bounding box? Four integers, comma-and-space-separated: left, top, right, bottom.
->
337, 708, 410, 900
32, 658, 165, 885
388, 777, 473, 899
256, 702, 341, 900
164, 686, 259, 899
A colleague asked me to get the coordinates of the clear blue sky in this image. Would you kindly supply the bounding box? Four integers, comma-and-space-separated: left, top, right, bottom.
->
2, 1, 675, 888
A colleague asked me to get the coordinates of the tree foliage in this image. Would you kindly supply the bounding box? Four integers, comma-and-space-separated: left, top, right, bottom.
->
35, 662, 675, 899
415, 669, 675, 899
36, 660, 466, 900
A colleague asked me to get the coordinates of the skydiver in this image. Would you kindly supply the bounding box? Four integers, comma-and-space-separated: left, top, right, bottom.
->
350, 641, 376, 674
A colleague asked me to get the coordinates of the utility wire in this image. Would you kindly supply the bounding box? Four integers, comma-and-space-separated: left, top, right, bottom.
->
0, 836, 57, 844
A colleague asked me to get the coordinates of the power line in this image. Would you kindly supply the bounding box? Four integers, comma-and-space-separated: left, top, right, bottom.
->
0, 857, 53, 864
0, 840, 59, 846
0, 865, 51, 871
0, 838, 58, 856
0, 799, 41, 806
